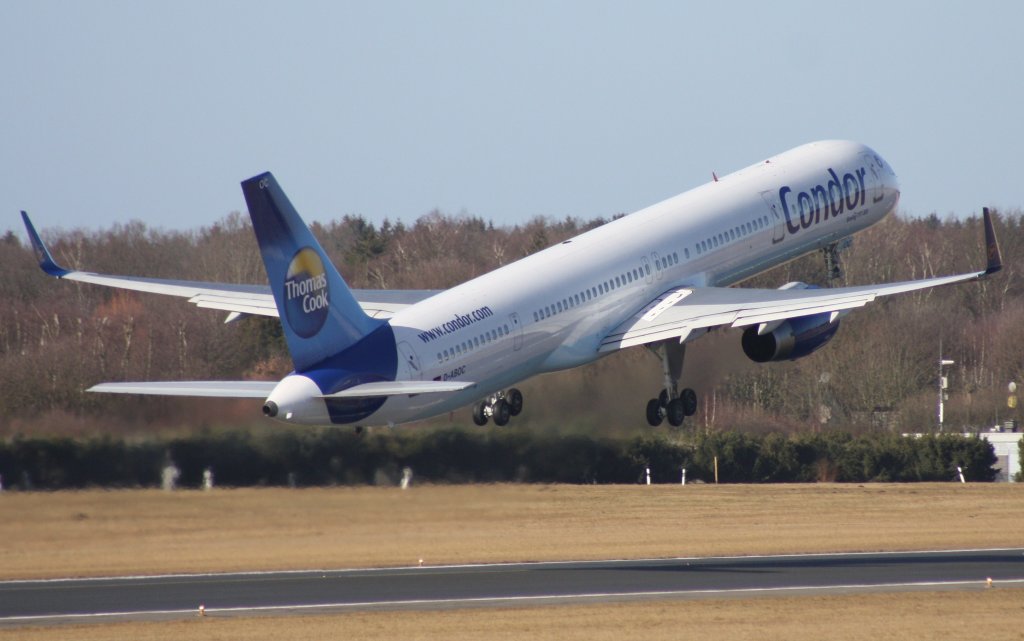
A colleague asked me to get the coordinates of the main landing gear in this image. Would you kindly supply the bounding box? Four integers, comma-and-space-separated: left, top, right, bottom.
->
645, 340, 697, 428
472, 388, 523, 427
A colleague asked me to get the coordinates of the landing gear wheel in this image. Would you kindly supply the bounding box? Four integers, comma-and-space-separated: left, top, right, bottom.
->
666, 398, 685, 427
680, 388, 697, 417
507, 388, 523, 416
472, 402, 489, 426
493, 399, 511, 426
658, 389, 669, 408
646, 398, 664, 426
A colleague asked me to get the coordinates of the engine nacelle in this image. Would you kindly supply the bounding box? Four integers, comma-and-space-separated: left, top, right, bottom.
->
741, 312, 841, 363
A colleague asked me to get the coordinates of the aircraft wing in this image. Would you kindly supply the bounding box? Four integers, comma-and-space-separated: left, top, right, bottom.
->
600, 208, 1003, 352
21, 212, 438, 320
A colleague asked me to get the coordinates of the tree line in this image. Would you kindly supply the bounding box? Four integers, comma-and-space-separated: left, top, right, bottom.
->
1, 206, 1023, 436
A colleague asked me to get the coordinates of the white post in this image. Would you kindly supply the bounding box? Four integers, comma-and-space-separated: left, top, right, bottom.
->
957, 466, 966, 483
161, 464, 180, 492
202, 468, 214, 491
401, 467, 413, 490
938, 348, 955, 432
645, 467, 651, 485
681, 467, 686, 485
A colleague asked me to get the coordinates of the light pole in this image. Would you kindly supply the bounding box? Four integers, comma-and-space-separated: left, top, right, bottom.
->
938, 352, 955, 432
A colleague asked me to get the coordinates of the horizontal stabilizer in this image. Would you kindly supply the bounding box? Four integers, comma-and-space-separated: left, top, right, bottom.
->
320, 380, 476, 398
88, 381, 278, 398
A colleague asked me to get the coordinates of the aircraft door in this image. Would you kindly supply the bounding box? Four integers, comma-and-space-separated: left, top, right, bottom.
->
641, 256, 653, 284
397, 341, 423, 380
650, 252, 663, 280
508, 313, 523, 351
760, 190, 786, 244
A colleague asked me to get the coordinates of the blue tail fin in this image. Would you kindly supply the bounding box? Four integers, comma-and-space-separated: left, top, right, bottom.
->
241, 172, 383, 372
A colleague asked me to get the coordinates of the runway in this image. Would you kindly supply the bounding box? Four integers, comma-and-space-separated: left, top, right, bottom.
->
2, 548, 1022, 625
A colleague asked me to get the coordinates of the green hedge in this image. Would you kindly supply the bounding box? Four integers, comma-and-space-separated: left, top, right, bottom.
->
1017, 437, 1024, 482
0, 429, 998, 489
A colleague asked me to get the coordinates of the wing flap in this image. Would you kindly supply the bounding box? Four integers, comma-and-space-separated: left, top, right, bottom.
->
190, 294, 279, 317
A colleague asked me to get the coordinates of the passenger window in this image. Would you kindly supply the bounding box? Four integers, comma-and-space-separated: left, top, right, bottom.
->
557, 301, 563, 312
684, 248, 689, 259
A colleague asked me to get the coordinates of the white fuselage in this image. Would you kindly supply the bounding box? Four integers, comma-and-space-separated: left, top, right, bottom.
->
295, 140, 900, 425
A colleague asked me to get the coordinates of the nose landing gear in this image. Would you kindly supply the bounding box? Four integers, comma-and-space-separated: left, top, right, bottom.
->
472, 388, 523, 427
820, 238, 851, 285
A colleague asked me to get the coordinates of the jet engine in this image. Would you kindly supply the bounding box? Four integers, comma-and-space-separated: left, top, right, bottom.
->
741, 311, 841, 362
739, 281, 845, 363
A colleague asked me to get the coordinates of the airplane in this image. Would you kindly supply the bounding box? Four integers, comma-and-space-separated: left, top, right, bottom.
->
21, 140, 1002, 429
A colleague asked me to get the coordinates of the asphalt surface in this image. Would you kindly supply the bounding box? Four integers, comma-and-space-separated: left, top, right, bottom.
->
2, 548, 1023, 624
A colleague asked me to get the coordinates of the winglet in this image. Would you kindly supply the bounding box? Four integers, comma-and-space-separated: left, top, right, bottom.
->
982, 207, 1002, 276
20, 212, 70, 277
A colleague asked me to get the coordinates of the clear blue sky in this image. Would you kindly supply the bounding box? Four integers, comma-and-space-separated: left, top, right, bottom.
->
3, 1, 1022, 235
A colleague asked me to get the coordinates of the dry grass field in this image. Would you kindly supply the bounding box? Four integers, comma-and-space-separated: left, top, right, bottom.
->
2, 484, 1022, 640
3, 590, 1022, 641
0, 483, 1021, 580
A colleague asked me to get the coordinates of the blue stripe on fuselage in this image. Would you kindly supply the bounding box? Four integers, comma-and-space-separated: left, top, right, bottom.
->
302, 323, 398, 424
